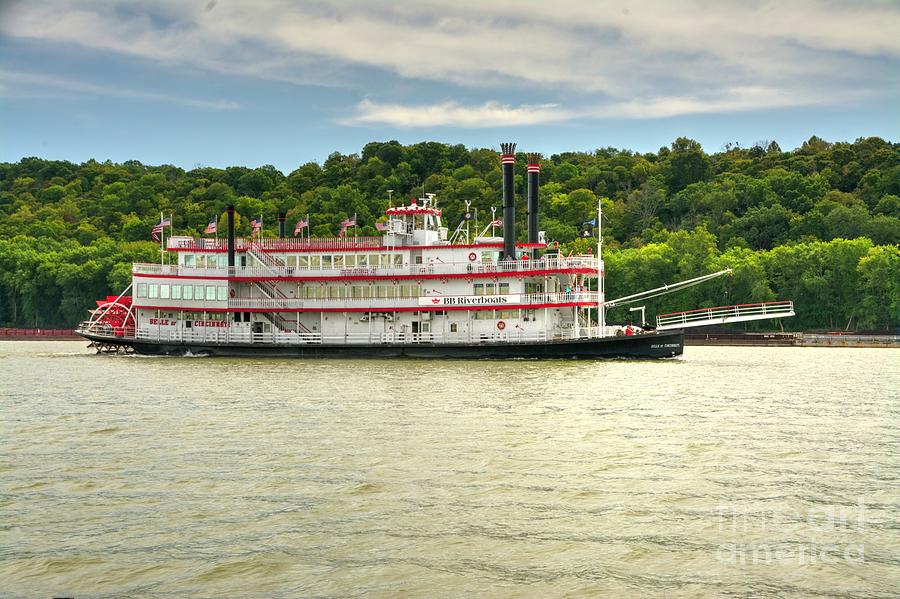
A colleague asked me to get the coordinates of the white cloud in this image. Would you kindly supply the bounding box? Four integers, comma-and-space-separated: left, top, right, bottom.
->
1, 0, 897, 121
342, 99, 572, 127
0, 69, 239, 110
344, 87, 818, 127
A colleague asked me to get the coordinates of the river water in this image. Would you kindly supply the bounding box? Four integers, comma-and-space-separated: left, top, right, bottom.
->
1, 341, 898, 597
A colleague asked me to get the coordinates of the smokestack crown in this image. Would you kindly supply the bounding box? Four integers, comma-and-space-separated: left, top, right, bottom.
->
500, 142, 516, 163
527, 152, 541, 172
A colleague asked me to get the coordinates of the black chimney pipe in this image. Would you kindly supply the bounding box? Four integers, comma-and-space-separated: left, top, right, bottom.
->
500, 142, 516, 260
277, 212, 286, 238
526, 153, 541, 246
227, 205, 235, 269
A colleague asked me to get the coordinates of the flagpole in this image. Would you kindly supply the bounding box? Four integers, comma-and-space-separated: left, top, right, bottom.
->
159, 211, 164, 266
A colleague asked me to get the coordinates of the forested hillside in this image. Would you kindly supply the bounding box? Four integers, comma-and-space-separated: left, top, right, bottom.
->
1, 136, 898, 330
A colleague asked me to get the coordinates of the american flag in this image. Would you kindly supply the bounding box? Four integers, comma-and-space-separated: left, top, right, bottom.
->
250, 218, 262, 238
204, 216, 217, 235
151, 216, 172, 241
375, 221, 389, 232
490, 219, 502, 227
339, 215, 356, 238
293, 218, 309, 235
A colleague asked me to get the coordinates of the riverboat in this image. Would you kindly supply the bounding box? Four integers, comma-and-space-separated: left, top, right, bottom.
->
78, 143, 786, 358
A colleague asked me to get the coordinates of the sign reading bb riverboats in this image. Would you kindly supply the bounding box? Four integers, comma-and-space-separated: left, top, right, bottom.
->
418, 294, 521, 307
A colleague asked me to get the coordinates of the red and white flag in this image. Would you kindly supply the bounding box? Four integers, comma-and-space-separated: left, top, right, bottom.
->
293, 218, 309, 235
151, 216, 172, 241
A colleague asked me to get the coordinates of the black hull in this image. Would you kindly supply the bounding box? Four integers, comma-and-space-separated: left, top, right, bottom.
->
79, 330, 684, 359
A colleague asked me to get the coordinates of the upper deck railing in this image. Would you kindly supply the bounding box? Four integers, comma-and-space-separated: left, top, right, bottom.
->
167, 236, 387, 251
133, 255, 600, 279
226, 291, 598, 311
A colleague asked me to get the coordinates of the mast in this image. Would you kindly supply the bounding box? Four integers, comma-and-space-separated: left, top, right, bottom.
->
598, 198, 605, 335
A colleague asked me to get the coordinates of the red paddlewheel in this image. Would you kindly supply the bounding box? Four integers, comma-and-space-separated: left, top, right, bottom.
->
92, 298, 135, 337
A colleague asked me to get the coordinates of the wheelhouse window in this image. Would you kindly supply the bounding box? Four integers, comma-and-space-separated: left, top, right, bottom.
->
137, 283, 148, 298
196, 255, 206, 268
184, 255, 195, 268
149, 284, 159, 299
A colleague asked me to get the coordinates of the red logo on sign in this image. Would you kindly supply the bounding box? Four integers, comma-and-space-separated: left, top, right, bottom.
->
431, 298, 441, 304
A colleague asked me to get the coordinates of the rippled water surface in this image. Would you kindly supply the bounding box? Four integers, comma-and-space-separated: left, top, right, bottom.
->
2, 341, 898, 597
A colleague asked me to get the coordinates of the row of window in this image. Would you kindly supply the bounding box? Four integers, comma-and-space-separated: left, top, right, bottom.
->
136, 283, 227, 302
181, 253, 407, 269
302, 284, 424, 299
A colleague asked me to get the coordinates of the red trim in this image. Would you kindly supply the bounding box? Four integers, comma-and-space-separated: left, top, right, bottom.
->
133, 267, 596, 282
135, 301, 594, 314
657, 301, 793, 318
168, 242, 546, 253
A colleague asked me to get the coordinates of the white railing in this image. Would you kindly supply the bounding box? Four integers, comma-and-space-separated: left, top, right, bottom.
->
226, 292, 598, 311
133, 256, 599, 279
656, 301, 795, 330
131, 326, 580, 346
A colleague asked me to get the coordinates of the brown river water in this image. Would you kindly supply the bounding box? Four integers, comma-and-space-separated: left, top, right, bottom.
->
1, 341, 898, 597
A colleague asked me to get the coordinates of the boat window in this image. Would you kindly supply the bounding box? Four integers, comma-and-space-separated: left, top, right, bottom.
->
329, 286, 341, 299
415, 255, 423, 265
298, 255, 309, 268
137, 283, 148, 298
485, 284, 496, 296
160, 284, 170, 300
217, 287, 227, 301
473, 283, 484, 296
206, 285, 216, 301
195, 285, 205, 300
149, 284, 159, 299
357, 255, 368, 267
196, 255, 206, 268
184, 255, 195, 268
421, 322, 430, 333
499, 283, 510, 295
393, 254, 403, 266
183, 285, 193, 300
207, 255, 218, 269
172, 285, 182, 300
322, 255, 333, 269
309, 255, 321, 269
287, 256, 297, 267
333, 255, 344, 268
450, 323, 458, 333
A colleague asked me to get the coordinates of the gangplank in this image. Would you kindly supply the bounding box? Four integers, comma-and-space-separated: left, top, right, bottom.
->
655, 301, 795, 330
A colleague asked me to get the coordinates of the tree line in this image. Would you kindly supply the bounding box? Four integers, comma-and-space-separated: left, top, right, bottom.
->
0, 135, 898, 330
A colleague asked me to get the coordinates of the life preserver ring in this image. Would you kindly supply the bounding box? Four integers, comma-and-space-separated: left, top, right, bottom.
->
468, 252, 477, 262
229, 288, 236, 298
497, 320, 506, 330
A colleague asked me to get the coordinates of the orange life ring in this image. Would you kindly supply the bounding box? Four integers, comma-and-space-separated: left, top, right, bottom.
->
497, 320, 506, 330
468, 252, 477, 262
229, 288, 236, 298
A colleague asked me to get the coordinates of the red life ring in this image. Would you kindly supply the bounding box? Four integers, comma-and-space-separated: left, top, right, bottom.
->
229, 288, 236, 298
497, 320, 506, 330
468, 252, 477, 262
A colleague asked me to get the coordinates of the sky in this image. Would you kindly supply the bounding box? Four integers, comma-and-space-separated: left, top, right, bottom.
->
1, 0, 898, 173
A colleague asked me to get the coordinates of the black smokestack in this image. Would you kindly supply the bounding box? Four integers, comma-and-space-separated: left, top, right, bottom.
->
227, 205, 235, 269
277, 212, 286, 238
500, 142, 516, 260
527, 153, 541, 245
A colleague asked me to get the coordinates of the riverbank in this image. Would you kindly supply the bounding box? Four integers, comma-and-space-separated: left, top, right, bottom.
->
0, 328, 78, 340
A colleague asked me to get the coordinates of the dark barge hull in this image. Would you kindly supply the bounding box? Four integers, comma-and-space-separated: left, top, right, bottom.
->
78, 330, 684, 359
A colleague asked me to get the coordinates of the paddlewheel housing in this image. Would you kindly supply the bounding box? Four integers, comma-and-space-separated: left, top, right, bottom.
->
88, 295, 135, 337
